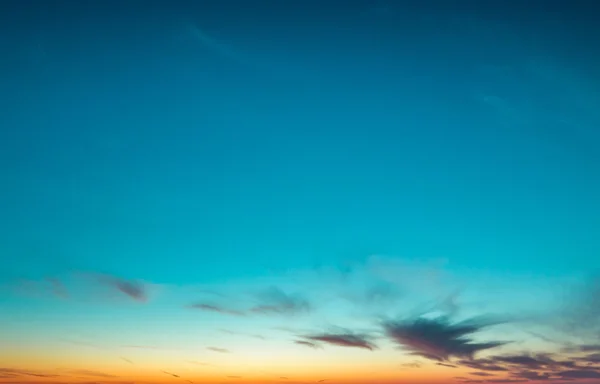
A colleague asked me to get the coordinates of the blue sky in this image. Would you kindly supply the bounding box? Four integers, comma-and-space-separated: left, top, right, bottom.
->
1, 1, 600, 383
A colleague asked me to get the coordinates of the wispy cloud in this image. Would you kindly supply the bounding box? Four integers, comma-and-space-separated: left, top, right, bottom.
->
303, 332, 376, 351
207, 347, 230, 354
294, 340, 322, 349
67, 369, 117, 378
47, 277, 68, 298
188, 303, 245, 316
94, 274, 148, 302
161, 371, 180, 378
249, 287, 310, 315
0, 368, 60, 378
188, 287, 310, 317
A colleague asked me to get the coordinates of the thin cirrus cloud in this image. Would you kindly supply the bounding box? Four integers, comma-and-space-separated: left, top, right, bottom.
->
7, 271, 152, 304
301, 332, 377, 351
188, 287, 310, 317
66, 369, 117, 378
94, 274, 148, 303
294, 340, 322, 349
0, 368, 60, 378
207, 347, 230, 354
187, 303, 246, 316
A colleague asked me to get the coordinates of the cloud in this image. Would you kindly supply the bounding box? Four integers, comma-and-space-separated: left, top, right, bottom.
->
67, 369, 117, 378
162, 371, 180, 378
95, 274, 148, 302
0, 368, 60, 378
384, 315, 506, 361
303, 332, 376, 350
249, 287, 310, 315
207, 347, 230, 353
457, 360, 510, 372
294, 340, 322, 349
188, 303, 245, 316
187, 361, 213, 366
47, 277, 68, 298
120, 357, 134, 365
470, 372, 495, 377
185, 24, 254, 68
188, 287, 310, 317
558, 369, 600, 379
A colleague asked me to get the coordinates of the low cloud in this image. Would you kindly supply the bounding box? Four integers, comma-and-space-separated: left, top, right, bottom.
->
303, 332, 376, 350
384, 315, 506, 361
294, 340, 322, 349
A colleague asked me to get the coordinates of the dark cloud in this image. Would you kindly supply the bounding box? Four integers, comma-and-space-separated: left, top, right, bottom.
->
512, 370, 551, 380
294, 340, 322, 349
470, 372, 495, 377
558, 369, 600, 379
162, 371, 180, 378
457, 360, 510, 372
581, 353, 600, 363
207, 347, 230, 353
384, 315, 506, 361
570, 344, 600, 353
93, 274, 148, 302
188, 303, 245, 316
304, 332, 376, 350
437, 362, 457, 368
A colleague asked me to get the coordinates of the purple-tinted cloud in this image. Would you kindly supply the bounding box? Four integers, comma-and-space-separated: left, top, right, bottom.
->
294, 340, 322, 349
558, 369, 600, 379
303, 333, 376, 350
384, 315, 506, 361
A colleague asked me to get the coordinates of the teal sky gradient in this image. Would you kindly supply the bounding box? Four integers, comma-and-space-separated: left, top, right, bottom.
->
1, 1, 600, 383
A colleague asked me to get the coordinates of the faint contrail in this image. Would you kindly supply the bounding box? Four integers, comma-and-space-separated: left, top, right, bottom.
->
185, 23, 254, 68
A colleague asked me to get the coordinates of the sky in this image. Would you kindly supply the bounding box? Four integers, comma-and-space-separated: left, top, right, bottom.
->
1, 0, 600, 383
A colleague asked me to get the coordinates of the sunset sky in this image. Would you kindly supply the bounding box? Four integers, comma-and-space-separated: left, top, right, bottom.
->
1, 1, 600, 384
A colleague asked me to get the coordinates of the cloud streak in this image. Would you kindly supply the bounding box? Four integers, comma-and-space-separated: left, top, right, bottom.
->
302, 332, 376, 351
